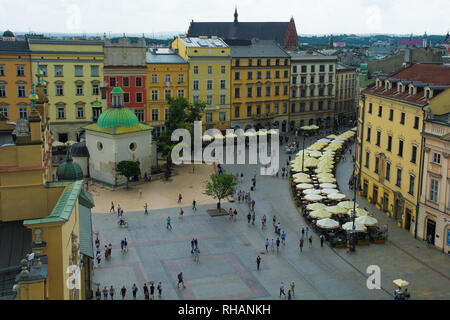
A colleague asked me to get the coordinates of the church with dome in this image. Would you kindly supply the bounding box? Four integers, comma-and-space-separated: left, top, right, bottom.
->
84, 86, 154, 187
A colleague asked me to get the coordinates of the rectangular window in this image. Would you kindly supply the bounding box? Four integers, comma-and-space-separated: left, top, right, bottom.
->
293, 66, 297, 73
248, 59, 252, 67
368, 103, 372, 114
206, 95, 213, 105
55, 65, 63, 77
234, 72, 240, 80
429, 179, 439, 203
283, 103, 287, 114
123, 93, 129, 103
376, 131, 381, 146
319, 65, 325, 72
17, 85, 26, 97
0, 65, 4, 76
256, 87, 262, 97
398, 140, 404, 157
247, 71, 253, 80
257, 59, 261, 66
301, 65, 307, 73
378, 105, 382, 117
77, 107, 84, 119
374, 156, 380, 174
177, 89, 184, 97
275, 86, 280, 96
265, 104, 270, 114
134, 109, 145, 122
274, 104, 279, 114
178, 74, 184, 83
266, 71, 271, 79
265, 86, 271, 97
385, 162, 391, 181
311, 65, 315, 73
365, 152, 370, 168
193, 96, 199, 104
409, 175, 415, 195
220, 80, 226, 89
123, 77, 129, 87
387, 135, 392, 152
247, 87, 252, 98
411, 145, 417, 164
291, 103, 296, 113
151, 109, 158, 121
283, 85, 288, 95
366, 127, 371, 142
256, 105, 261, 115
234, 87, 240, 98
208, 66, 212, 74
414, 116, 419, 129
0, 85, 5, 97
193, 80, 199, 91
152, 74, 157, 83
318, 101, 323, 110
234, 106, 240, 118
151, 90, 158, 101
275, 70, 280, 79
57, 107, 65, 119
164, 74, 171, 84
40, 65, 47, 77
396, 168, 402, 187
165, 109, 169, 121
400, 112, 405, 124
235, 59, 240, 67
219, 112, 226, 122
16, 65, 25, 77
221, 66, 225, 74
76, 85, 83, 95
194, 66, 198, 74
284, 70, 288, 78
207, 80, 213, 90
74, 65, 83, 77
19, 107, 28, 119
247, 105, 252, 117
164, 89, 171, 100
389, 109, 394, 121
0, 106, 8, 118
109, 77, 116, 87
205, 112, 212, 122
136, 92, 143, 103
432, 152, 441, 164
220, 95, 226, 105
300, 103, 305, 112
329, 65, 334, 72
257, 71, 262, 79
91, 65, 99, 77
56, 85, 64, 96
136, 77, 142, 87
292, 77, 297, 85
266, 59, 271, 66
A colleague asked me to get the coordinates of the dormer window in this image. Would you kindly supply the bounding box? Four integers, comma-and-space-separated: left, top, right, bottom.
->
425, 89, 432, 99
397, 83, 404, 93
376, 79, 382, 88
408, 86, 415, 96
384, 81, 390, 90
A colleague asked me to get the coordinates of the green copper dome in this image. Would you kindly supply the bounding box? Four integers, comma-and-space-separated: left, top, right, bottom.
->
97, 107, 139, 128
57, 149, 83, 181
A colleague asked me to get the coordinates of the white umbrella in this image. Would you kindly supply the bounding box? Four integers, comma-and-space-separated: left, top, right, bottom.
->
316, 218, 339, 229
338, 201, 359, 210
318, 138, 331, 143
318, 177, 337, 183
327, 193, 347, 201
342, 222, 367, 233
309, 209, 332, 219
306, 203, 327, 211
304, 194, 324, 202
355, 216, 378, 226
321, 188, 339, 195
296, 183, 314, 190
320, 183, 337, 189
348, 208, 369, 217
304, 189, 322, 195
393, 279, 409, 288
325, 205, 348, 214
202, 134, 212, 142
333, 139, 345, 143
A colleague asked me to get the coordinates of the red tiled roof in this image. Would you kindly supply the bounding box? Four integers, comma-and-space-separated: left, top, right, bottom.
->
391, 64, 450, 86
364, 86, 429, 106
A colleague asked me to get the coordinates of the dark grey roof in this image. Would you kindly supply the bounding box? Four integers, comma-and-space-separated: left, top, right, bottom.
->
0, 221, 31, 299
0, 39, 30, 53
228, 39, 289, 58
71, 141, 89, 157
79, 205, 94, 259
2, 30, 14, 37
146, 51, 187, 64
187, 22, 290, 45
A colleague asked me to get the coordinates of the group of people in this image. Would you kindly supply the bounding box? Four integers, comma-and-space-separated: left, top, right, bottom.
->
96, 282, 163, 300
299, 227, 313, 252
190, 238, 200, 263
95, 237, 113, 265
279, 281, 296, 300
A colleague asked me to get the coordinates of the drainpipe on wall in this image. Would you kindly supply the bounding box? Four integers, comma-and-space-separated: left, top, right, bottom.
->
415, 104, 429, 239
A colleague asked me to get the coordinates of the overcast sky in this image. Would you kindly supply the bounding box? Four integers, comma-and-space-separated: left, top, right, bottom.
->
0, 0, 448, 36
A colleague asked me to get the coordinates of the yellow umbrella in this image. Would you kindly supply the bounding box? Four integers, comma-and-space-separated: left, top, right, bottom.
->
326, 205, 348, 214
309, 209, 332, 219
338, 201, 359, 210
315, 168, 332, 174
304, 194, 324, 202
327, 134, 338, 139
316, 218, 339, 229
342, 222, 367, 232
307, 203, 327, 211
327, 193, 347, 201
348, 208, 369, 217
308, 150, 322, 158
393, 279, 409, 288
304, 189, 322, 195
355, 216, 378, 226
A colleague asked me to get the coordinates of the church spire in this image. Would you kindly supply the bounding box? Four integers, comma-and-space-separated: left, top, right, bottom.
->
234, 6, 238, 24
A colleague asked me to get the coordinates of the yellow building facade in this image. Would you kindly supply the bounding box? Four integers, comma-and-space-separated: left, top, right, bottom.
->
0, 31, 33, 122
229, 39, 290, 132
28, 39, 105, 143
356, 64, 450, 236
146, 48, 189, 137
335, 64, 358, 126
171, 36, 231, 131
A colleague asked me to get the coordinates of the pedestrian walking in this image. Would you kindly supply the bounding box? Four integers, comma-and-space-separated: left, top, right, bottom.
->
247, 212, 251, 224
102, 286, 108, 300
179, 207, 184, 217
95, 287, 101, 300
262, 214, 266, 229
143, 283, 149, 300
194, 247, 200, 263
271, 239, 275, 252
229, 208, 233, 220
178, 193, 182, 203
233, 209, 238, 220
124, 238, 128, 252
290, 281, 295, 297
121, 285, 126, 300
166, 216, 172, 230
177, 272, 186, 288
194, 238, 198, 249
117, 204, 121, 216
320, 234, 325, 247
191, 238, 195, 254
281, 231, 286, 245
301, 227, 305, 238
276, 237, 280, 252
309, 235, 312, 248
144, 203, 149, 215
96, 252, 102, 264
240, 172, 244, 184
305, 227, 309, 240
280, 282, 286, 298
252, 211, 256, 225
150, 282, 155, 299
265, 238, 269, 252
256, 255, 261, 270
192, 200, 197, 211
251, 199, 255, 211
104, 245, 109, 260
132, 283, 138, 300
108, 243, 112, 257
120, 239, 125, 253
110, 201, 115, 213
157, 281, 163, 297
138, 189, 142, 199
299, 238, 304, 252
109, 285, 115, 300
272, 215, 276, 226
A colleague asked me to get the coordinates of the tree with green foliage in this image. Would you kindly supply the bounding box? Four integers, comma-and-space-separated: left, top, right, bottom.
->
203, 172, 236, 209
116, 160, 141, 189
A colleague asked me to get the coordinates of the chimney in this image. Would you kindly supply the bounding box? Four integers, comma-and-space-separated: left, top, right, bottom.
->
404, 49, 412, 67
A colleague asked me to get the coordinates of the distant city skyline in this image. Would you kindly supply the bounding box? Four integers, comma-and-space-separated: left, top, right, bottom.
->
0, 0, 448, 36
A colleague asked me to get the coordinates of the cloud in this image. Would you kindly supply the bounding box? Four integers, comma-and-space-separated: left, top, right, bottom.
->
365, 5, 382, 31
